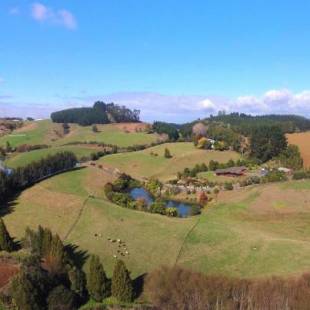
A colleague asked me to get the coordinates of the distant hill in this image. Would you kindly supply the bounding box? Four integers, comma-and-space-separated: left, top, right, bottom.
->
173, 113, 310, 138
51, 101, 140, 126
207, 113, 310, 135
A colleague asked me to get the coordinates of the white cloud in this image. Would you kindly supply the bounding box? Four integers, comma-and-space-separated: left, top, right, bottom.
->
2, 89, 310, 122
31, 2, 77, 30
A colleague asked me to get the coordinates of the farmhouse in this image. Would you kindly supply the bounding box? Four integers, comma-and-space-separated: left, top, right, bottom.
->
215, 166, 247, 177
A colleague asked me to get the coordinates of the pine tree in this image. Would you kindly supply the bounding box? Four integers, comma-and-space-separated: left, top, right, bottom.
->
44, 234, 66, 275
47, 285, 76, 310
111, 260, 133, 302
10, 271, 42, 310
0, 218, 14, 252
86, 255, 110, 302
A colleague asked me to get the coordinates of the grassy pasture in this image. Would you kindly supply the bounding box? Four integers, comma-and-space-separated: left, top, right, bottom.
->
0, 120, 159, 149
100, 142, 241, 181
54, 123, 160, 147
0, 120, 61, 147
5, 145, 102, 168
5, 163, 310, 278
287, 132, 310, 168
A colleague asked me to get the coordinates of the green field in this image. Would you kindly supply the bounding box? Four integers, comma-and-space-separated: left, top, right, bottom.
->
0, 120, 60, 147
100, 142, 241, 181
55, 123, 160, 147
0, 120, 159, 149
4, 164, 310, 278
5, 145, 101, 168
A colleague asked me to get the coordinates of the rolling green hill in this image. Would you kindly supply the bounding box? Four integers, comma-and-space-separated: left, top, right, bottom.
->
4, 164, 310, 278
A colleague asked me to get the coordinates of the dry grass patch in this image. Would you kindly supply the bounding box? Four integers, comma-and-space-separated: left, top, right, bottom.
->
287, 132, 310, 168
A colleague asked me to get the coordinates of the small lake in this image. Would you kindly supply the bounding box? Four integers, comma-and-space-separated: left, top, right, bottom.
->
130, 187, 196, 217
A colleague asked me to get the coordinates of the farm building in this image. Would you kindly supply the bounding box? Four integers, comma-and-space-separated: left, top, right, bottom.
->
278, 167, 292, 174
215, 166, 247, 177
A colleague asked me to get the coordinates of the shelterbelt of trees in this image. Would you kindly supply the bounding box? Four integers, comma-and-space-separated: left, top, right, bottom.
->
51, 101, 140, 126
0, 152, 77, 204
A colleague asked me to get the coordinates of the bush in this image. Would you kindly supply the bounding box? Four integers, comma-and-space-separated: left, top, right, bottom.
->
166, 207, 178, 217
164, 148, 172, 158
224, 182, 233, 191
261, 170, 287, 183
150, 200, 166, 215
293, 170, 310, 180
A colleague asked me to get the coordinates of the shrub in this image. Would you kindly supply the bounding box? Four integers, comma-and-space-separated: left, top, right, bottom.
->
293, 170, 310, 180
150, 200, 166, 215
224, 182, 233, 191
166, 207, 178, 217
164, 148, 172, 158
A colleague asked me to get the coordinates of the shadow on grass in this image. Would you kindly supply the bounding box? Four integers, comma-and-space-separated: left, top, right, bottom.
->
65, 243, 89, 269
133, 273, 147, 299
0, 191, 22, 217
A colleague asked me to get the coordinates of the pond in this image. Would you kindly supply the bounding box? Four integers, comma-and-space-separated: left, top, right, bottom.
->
129, 187, 197, 217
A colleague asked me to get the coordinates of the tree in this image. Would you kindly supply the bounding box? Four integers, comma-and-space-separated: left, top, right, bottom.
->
47, 285, 76, 310
10, 272, 42, 310
92, 124, 98, 133
111, 260, 133, 302
68, 267, 86, 301
6, 141, 12, 153
278, 145, 303, 170
0, 218, 14, 252
250, 125, 287, 162
87, 255, 110, 302
197, 137, 212, 149
164, 148, 172, 159
44, 234, 66, 275
192, 122, 207, 138
152, 122, 179, 141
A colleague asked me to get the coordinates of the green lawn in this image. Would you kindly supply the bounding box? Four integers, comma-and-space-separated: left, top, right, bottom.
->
100, 142, 241, 181
5, 145, 100, 168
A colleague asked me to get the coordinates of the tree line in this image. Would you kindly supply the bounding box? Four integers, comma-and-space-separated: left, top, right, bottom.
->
51, 101, 140, 126
145, 265, 310, 310
209, 112, 310, 135
0, 151, 77, 204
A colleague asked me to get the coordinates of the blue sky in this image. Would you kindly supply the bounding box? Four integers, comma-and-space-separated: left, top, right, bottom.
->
1, 0, 310, 122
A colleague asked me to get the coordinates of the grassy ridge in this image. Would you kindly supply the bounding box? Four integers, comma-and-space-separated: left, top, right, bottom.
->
5, 145, 101, 168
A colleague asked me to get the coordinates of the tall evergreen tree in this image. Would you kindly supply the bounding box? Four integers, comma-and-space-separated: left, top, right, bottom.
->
10, 271, 42, 310
111, 260, 133, 302
86, 255, 110, 302
0, 218, 14, 252
47, 285, 76, 310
